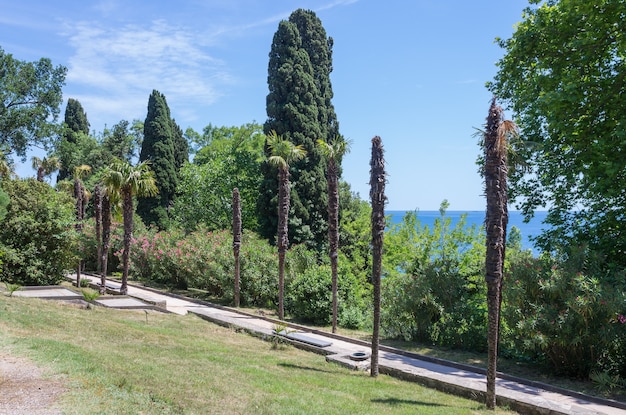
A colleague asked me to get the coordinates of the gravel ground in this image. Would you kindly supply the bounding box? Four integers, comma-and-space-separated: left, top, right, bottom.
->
0, 351, 66, 415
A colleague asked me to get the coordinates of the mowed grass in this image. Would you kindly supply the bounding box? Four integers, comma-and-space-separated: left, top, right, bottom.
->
0, 295, 518, 415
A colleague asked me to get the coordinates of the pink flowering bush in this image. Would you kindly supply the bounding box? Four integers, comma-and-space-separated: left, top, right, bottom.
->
127, 226, 279, 307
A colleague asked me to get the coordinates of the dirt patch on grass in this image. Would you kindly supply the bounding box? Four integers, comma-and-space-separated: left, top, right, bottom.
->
0, 350, 66, 415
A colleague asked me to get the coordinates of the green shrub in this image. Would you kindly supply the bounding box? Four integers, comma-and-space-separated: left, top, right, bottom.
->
503, 246, 626, 378
286, 251, 370, 327
380, 206, 487, 349
0, 179, 77, 285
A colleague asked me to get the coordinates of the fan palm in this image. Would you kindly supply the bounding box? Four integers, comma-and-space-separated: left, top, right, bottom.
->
73, 164, 92, 288
232, 187, 242, 307
266, 131, 306, 320
31, 156, 61, 182
483, 97, 517, 409
103, 160, 158, 295
369, 136, 386, 377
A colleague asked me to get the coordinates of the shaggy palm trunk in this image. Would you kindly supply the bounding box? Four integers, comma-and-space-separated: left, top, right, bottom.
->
370, 136, 386, 377
484, 98, 509, 409
233, 188, 242, 308
94, 185, 102, 274
100, 194, 111, 295
121, 187, 133, 295
36, 167, 44, 182
327, 157, 340, 333
74, 179, 85, 288
277, 167, 290, 320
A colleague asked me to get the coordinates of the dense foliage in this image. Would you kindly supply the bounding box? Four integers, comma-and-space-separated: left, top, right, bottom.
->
488, 0, 626, 266
137, 90, 188, 229
57, 98, 90, 181
0, 48, 67, 159
381, 207, 487, 350
173, 123, 263, 232
260, 9, 341, 250
503, 248, 626, 379
0, 179, 77, 285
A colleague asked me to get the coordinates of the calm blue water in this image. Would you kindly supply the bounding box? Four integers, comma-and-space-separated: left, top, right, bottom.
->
387, 210, 549, 255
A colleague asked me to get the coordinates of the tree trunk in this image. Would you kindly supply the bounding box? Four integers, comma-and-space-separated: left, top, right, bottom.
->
370, 136, 386, 378
327, 158, 339, 333
94, 185, 102, 274
121, 187, 133, 295
100, 194, 111, 295
233, 188, 242, 307
74, 179, 84, 288
277, 167, 290, 320
484, 98, 509, 409
36, 166, 44, 182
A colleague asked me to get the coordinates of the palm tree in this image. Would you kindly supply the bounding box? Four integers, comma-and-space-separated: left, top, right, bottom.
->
99, 186, 114, 295
31, 156, 60, 182
232, 187, 242, 307
103, 160, 158, 295
73, 164, 92, 288
266, 131, 306, 320
317, 138, 350, 333
483, 97, 516, 409
93, 184, 103, 275
369, 136, 386, 377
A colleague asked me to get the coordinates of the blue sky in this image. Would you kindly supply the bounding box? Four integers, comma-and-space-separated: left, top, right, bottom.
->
1, 0, 530, 210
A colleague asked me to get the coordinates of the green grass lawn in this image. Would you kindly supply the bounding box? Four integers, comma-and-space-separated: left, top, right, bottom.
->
0, 294, 518, 415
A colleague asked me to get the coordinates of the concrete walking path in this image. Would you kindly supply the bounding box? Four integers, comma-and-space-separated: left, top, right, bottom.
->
70, 273, 626, 415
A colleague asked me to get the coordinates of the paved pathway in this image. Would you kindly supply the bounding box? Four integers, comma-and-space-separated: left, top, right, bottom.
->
71, 274, 626, 415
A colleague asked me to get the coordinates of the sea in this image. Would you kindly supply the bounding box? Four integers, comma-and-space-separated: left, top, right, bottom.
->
387, 210, 549, 256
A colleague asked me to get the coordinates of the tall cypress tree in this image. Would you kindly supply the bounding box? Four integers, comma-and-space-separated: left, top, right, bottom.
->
137, 90, 185, 229
58, 98, 90, 181
259, 9, 340, 250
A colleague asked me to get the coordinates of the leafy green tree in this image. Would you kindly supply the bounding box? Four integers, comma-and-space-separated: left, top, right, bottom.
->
102, 119, 142, 162
137, 90, 186, 229
370, 135, 386, 378
266, 131, 306, 320
318, 138, 350, 333
55, 130, 108, 185
57, 98, 90, 181
0, 48, 67, 159
488, 0, 626, 265
103, 160, 157, 294
0, 178, 77, 285
173, 123, 263, 232
261, 9, 341, 251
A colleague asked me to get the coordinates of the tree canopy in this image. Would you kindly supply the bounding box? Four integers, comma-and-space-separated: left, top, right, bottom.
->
173, 123, 263, 232
137, 90, 188, 229
488, 0, 626, 264
0, 47, 67, 158
260, 9, 341, 250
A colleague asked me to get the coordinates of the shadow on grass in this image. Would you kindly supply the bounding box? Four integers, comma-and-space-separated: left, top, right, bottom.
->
278, 362, 335, 374
371, 398, 445, 407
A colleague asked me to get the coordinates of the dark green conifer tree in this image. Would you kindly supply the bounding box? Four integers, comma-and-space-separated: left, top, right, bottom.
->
259, 9, 340, 250
58, 98, 90, 181
137, 90, 186, 229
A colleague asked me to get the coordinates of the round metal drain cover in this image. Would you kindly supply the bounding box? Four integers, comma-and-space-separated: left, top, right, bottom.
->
349, 351, 370, 361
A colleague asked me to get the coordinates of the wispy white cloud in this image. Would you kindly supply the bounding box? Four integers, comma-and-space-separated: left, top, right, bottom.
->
63, 19, 231, 126
316, 0, 359, 12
